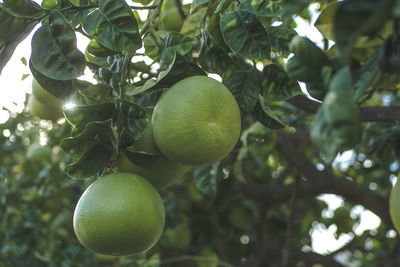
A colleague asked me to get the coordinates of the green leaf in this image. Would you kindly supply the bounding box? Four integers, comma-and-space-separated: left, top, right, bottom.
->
199, 33, 238, 74
130, 54, 205, 95
315, 1, 339, 41
61, 120, 114, 160
224, 70, 261, 118
83, 0, 141, 52
180, 7, 207, 38
354, 48, 382, 100
191, 0, 209, 13
379, 34, 400, 74
333, 0, 394, 58
3, 0, 46, 20
193, 163, 218, 197
120, 100, 148, 140
65, 143, 112, 179
311, 67, 362, 163
261, 64, 301, 101
280, 0, 311, 15
31, 11, 86, 80
252, 96, 285, 129
220, 10, 271, 60
239, 0, 283, 17
206, 13, 230, 52
143, 30, 168, 60
64, 103, 116, 129
285, 37, 330, 83
266, 25, 298, 54
160, 32, 194, 65
0, 6, 38, 74
289, 36, 330, 68
214, 0, 234, 14
29, 60, 74, 100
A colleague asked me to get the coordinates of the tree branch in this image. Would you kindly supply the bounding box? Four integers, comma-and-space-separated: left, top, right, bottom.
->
288, 95, 400, 124
239, 133, 393, 228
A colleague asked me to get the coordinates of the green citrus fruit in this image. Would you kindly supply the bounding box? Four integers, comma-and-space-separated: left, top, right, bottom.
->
28, 95, 63, 121
119, 124, 189, 190
159, 7, 183, 32
152, 76, 241, 166
84, 48, 110, 67
32, 78, 64, 106
390, 179, 400, 233
160, 223, 192, 249
73, 172, 165, 256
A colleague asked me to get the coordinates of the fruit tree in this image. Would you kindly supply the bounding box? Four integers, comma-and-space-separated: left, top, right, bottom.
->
1, 0, 400, 266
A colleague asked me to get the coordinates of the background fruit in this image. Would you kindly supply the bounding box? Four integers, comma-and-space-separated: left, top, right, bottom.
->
32, 78, 64, 106
160, 222, 192, 250
73, 172, 165, 256
118, 124, 189, 190
390, 179, 400, 233
28, 94, 63, 121
152, 76, 241, 166
159, 7, 183, 32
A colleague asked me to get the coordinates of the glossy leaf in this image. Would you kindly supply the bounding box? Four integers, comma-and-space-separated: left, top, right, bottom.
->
120, 100, 148, 141
83, 0, 141, 52
65, 143, 112, 179
130, 54, 205, 95
199, 34, 238, 74
224, 70, 261, 118
334, 0, 394, 57
261, 64, 301, 101
191, 0, 209, 13
206, 14, 230, 52
160, 32, 194, 65
220, 10, 270, 60
239, 0, 283, 17
266, 25, 298, 54
193, 163, 218, 197
64, 103, 116, 129
3, 0, 46, 20
29, 60, 74, 100
215, 0, 234, 14
31, 11, 86, 80
252, 96, 285, 129
0, 5, 39, 74
180, 7, 207, 37
311, 67, 362, 163
61, 120, 114, 160
315, 1, 339, 41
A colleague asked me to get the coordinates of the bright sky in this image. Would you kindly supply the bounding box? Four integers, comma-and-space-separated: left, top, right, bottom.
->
0, 0, 393, 257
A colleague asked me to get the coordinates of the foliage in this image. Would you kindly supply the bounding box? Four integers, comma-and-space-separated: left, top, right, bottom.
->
1, 0, 400, 266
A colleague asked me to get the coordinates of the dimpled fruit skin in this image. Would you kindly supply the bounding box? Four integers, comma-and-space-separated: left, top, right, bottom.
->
73, 172, 165, 256
390, 179, 400, 233
152, 76, 241, 166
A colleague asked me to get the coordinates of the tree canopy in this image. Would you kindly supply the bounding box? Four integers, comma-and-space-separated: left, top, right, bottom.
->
1, 0, 400, 266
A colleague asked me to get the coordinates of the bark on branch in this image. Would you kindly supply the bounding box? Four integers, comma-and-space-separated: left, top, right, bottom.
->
239, 133, 392, 228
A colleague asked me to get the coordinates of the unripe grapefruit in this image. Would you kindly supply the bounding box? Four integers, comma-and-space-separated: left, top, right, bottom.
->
28, 94, 63, 121
32, 78, 63, 106
152, 76, 241, 166
119, 124, 189, 190
73, 172, 165, 256
390, 179, 400, 233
